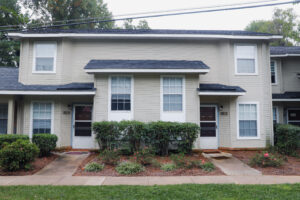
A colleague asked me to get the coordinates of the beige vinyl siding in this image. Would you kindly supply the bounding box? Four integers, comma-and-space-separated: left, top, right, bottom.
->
281, 57, 300, 92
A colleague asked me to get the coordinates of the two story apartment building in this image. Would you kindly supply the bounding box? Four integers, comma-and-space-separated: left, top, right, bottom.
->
0, 29, 281, 149
271, 46, 300, 126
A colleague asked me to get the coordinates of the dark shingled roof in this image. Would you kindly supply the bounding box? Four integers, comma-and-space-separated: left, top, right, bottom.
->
273, 92, 300, 99
84, 60, 210, 70
17, 29, 275, 36
270, 46, 300, 55
198, 83, 246, 93
0, 67, 94, 91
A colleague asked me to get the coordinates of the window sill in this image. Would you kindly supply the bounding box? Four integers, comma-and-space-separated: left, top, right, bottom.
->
32, 71, 56, 74
237, 137, 260, 140
235, 73, 258, 76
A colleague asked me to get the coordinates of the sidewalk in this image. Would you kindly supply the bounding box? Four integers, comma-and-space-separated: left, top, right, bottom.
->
1, 175, 300, 186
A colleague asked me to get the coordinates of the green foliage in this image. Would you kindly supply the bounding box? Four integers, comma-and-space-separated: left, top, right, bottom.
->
123, 19, 150, 29
149, 159, 161, 168
133, 147, 154, 166
170, 153, 186, 168
99, 149, 120, 165
161, 163, 177, 171
115, 161, 144, 175
93, 121, 120, 150
201, 162, 215, 172
186, 160, 203, 169
84, 162, 104, 172
0, 134, 29, 148
274, 124, 300, 156
0, 140, 39, 171
245, 8, 300, 46
250, 152, 284, 168
32, 134, 58, 157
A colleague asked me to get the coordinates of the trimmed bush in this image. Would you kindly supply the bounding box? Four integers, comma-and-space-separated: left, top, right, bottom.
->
161, 163, 176, 171
0, 134, 29, 148
99, 149, 120, 165
274, 124, 300, 156
116, 161, 144, 175
32, 134, 58, 157
84, 162, 104, 172
0, 140, 39, 171
92, 121, 119, 150
250, 152, 284, 168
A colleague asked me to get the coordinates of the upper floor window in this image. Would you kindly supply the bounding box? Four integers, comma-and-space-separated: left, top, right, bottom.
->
235, 45, 257, 75
163, 77, 183, 111
33, 42, 57, 73
111, 76, 132, 111
270, 60, 277, 84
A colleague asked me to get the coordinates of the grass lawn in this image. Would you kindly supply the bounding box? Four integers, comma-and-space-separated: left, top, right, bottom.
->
0, 184, 300, 200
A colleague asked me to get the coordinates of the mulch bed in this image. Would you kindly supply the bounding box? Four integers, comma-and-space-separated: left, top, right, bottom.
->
228, 150, 300, 175
0, 153, 58, 176
74, 152, 225, 176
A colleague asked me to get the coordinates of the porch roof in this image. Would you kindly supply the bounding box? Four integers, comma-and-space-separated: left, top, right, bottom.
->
84, 59, 210, 73
0, 67, 95, 95
270, 46, 300, 57
273, 92, 300, 101
197, 83, 246, 96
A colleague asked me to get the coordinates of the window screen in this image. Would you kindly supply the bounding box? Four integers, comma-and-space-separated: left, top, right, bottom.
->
239, 104, 258, 137
163, 77, 183, 111
32, 102, 52, 134
111, 76, 131, 111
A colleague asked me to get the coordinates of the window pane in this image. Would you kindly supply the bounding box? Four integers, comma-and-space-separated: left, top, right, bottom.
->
36, 58, 54, 71
0, 104, 8, 134
32, 103, 52, 134
239, 104, 258, 137
163, 77, 183, 112
75, 122, 92, 136
200, 107, 216, 121
36, 43, 55, 57
75, 106, 92, 120
271, 61, 276, 83
111, 77, 131, 112
200, 122, 216, 137
237, 59, 255, 73
236, 45, 255, 58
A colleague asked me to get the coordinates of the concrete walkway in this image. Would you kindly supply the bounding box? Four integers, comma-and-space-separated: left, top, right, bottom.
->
1, 175, 300, 186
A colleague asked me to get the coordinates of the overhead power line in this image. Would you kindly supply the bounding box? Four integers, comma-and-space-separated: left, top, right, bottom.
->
1, 0, 300, 32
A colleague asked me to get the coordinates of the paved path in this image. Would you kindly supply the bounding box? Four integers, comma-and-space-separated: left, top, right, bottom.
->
34, 152, 89, 176
1, 175, 300, 186
210, 156, 262, 176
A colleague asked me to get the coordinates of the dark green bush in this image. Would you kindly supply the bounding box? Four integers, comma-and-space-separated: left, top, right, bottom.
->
92, 121, 119, 150
84, 162, 104, 172
0, 134, 29, 148
115, 161, 144, 175
170, 153, 186, 168
133, 147, 154, 166
99, 149, 120, 165
161, 163, 176, 171
32, 134, 58, 157
274, 124, 300, 156
0, 140, 39, 171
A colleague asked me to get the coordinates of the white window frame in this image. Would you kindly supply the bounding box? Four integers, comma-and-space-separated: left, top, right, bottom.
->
32, 41, 57, 74
237, 102, 260, 140
108, 75, 134, 121
270, 60, 277, 85
160, 75, 185, 122
287, 108, 300, 125
273, 106, 279, 123
30, 101, 54, 138
234, 44, 258, 75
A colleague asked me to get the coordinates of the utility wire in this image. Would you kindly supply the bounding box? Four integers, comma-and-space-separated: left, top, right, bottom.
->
1, 0, 300, 32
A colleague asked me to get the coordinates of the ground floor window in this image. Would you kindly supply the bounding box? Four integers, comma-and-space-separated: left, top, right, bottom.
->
32, 102, 53, 134
238, 103, 259, 138
0, 104, 8, 134
273, 107, 278, 124
287, 109, 300, 126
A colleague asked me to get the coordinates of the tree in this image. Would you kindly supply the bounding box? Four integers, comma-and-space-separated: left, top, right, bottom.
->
245, 8, 300, 46
123, 19, 150, 29
0, 0, 28, 66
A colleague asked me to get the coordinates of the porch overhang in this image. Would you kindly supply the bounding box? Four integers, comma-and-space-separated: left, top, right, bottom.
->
0, 90, 95, 95
198, 83, 246, 96
273, 92, 300, 102
84, 60, 210, 74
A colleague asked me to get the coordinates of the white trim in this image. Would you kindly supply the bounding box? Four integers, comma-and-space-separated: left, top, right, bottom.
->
30, 101, 54, 138
272, 106, 279, 123
234, 44, 258, 76
32, 41, 57, 74
271, 54, 300, 57
108, 75, 134, 121
160, 75, 186, 122
270, 60, 277, 85
198, 91, 246, 96
8, 32, 283, 40
236, 101, 260, 140
85, 68, 209, 74
0, 91, 95, 95
272, 99, 300, 102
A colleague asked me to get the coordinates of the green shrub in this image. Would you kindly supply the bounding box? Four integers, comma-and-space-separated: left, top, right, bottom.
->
250, 152, 284, 168
170, 153, 186, 168
176, 123, 200, 154
133, 147, 154, 166
0, 140, 39, 171
201, 162, 215, 172
150, 159, 161, 168
32, 134, 58, 157
0, 134, 29, 148
84, 162, 104, 172
116, 161, 144, 175
187, 160, 204, 169
274, 124, 300, 156
161, 163, 177, 171
92, 121, 120, 150
99, 149, 120, 165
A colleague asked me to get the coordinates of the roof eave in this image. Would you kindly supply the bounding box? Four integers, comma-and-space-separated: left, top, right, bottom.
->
84, 68, 210, 74
0, 90, 96, 95
198, 91, 246, 96
271, 54, 300, 58
272, 98, 300, 102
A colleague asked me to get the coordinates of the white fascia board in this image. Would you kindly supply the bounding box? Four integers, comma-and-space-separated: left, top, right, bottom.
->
85, 68, 209, 74
272, 99, 300, 102
270, 54, 300, 57
8, 33, 283, 40
0, 90, 96, 95
198, 91, 246, 96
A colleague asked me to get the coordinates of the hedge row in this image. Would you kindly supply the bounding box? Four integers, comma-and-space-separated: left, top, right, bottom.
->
92, 121, 200, 155
274, 124, 300, 156
0, 134, 29, 148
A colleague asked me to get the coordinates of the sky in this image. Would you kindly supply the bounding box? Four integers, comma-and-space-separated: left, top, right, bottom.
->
104, 0, 300, 30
